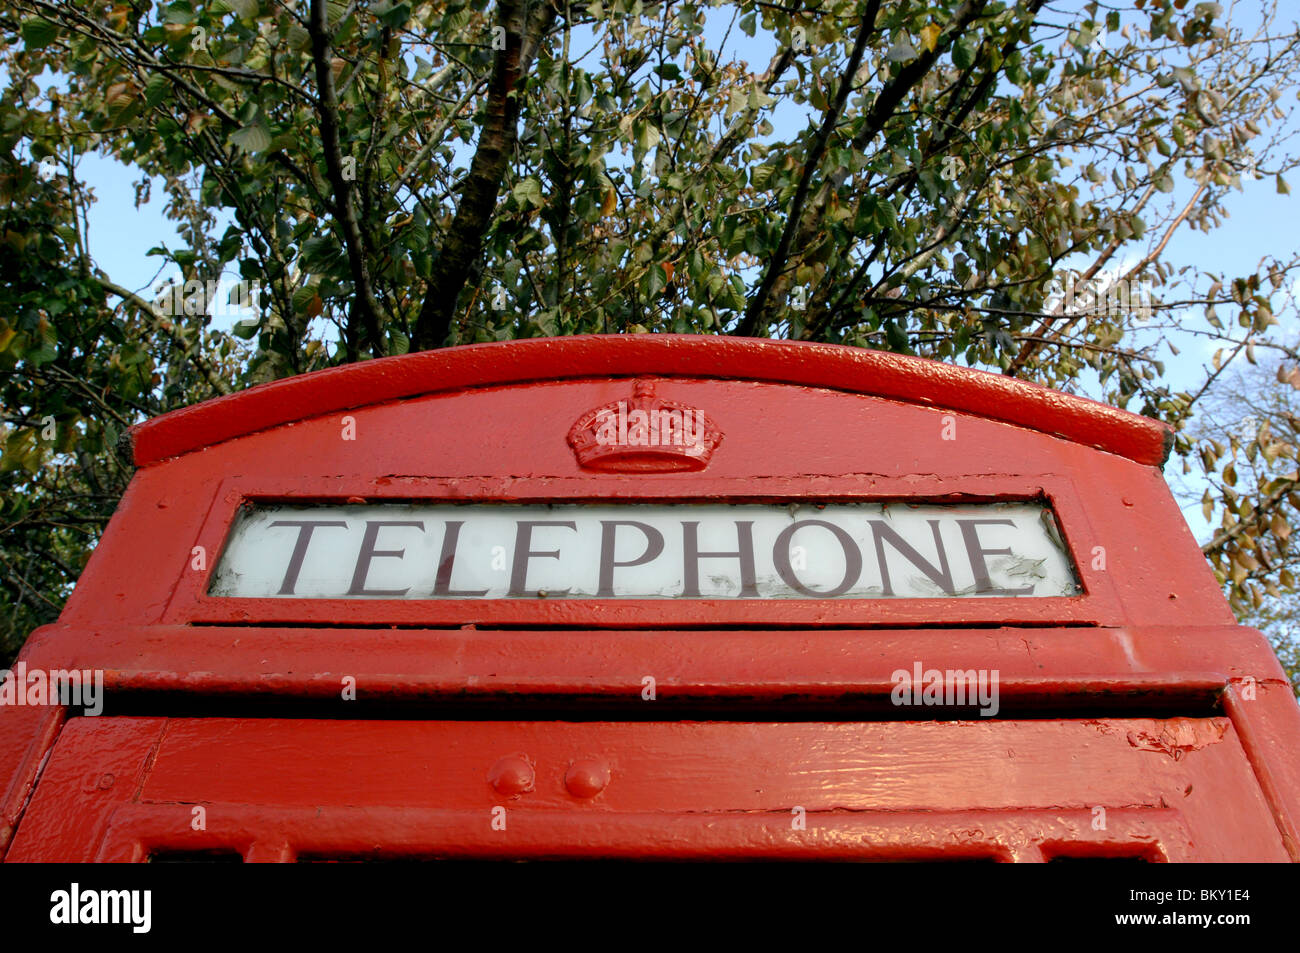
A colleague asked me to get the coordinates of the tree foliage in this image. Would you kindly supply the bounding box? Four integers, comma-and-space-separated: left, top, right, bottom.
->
1180, 354, 1300, 689
3, 0, 1300, 680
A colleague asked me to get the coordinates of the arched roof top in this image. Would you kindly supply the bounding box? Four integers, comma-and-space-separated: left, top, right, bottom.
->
128, 334, 1173, 467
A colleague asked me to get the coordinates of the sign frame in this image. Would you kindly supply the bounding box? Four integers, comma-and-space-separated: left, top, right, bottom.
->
163, 471, 1117, 627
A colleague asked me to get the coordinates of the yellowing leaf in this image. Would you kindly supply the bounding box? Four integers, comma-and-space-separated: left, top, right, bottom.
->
920, 24, 941, 53
104, 82, 134, 110
107, 5, 130, 31
1271, 513, 1291, 540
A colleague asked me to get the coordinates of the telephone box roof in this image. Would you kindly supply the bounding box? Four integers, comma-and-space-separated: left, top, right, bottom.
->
128, 334, 1173, 467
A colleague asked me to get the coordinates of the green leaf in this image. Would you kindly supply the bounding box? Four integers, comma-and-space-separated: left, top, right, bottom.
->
301, 235, 340, 269
20, 18, 58, 50
375, 2, 412, 28
27, 319, 57, 366
636, 122, 662, 154
574, 71, 594, 105
512, 177, 544, 208
327, 0, 350, 26
118, 342, 149, 367
638, 263, 663, 301
163, 2, 196, 25
291, 285, 319, 315
229, 123, 272, 155
885, 319, 909, 351
286, 22, 311, 50
952, 35, 977, 70
143, 73, 172, 108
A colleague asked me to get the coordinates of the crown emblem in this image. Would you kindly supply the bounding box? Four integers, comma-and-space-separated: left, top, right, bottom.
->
567, 379, 722, 472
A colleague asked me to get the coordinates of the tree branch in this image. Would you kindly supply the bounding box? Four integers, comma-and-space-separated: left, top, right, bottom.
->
1203, 474, 1299, 559
737, 0, 990, 336
1006, 178, 1207, 376
412, 0, 558, 350
737, 0, 880, 337
93, 273, 232, 397
309, 0, 386, 358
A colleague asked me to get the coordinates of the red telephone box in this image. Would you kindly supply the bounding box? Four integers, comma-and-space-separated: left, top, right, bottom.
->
2, 334, 1297, 862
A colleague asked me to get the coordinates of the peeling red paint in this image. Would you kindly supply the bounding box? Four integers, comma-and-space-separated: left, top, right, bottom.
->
1126, 718, 1229, 760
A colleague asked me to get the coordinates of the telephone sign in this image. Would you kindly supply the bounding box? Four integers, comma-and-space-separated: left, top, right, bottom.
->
210, 501, 1078, 601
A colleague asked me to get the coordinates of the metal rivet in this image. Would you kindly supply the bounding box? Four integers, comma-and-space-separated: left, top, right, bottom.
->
565, 759, 610, 798
488, 755, 535, 797
81, 772, 115, 794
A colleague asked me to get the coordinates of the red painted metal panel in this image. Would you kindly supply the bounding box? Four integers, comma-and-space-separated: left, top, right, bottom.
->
0, 705, 62, 850
97, 806, 1194, 863
3, 718, 163, 862
128, 336, 1172, 467
5, 716, 1286, 862
8, 624, 1284, 709
1222, 678, 1300, 858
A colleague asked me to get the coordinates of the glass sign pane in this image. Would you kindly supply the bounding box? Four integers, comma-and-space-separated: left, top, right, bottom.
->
209, 501, 1079, 600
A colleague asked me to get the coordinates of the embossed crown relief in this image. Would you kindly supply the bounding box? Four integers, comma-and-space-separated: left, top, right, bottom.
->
567, 379, 722, 472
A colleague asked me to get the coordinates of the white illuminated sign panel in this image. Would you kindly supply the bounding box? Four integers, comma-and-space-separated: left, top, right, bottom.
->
210, 502, 1078, 600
